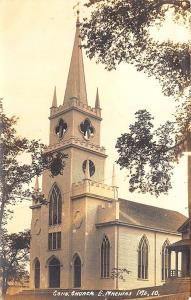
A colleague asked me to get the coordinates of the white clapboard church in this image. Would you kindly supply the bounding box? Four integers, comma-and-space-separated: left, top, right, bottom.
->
30, 15, 186, 291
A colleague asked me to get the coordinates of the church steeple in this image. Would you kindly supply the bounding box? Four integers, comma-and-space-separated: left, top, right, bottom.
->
63, 13, 87, 105
51, 86, 57, 108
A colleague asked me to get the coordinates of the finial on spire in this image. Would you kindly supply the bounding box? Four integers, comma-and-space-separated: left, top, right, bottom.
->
95, 88, 100, 109
112, 164, 117, 187
51, 86, 57, 108
63, 3, 88, 106
76, 8, 80, 27
85, 160, 90, 180
73, 1, 80, 27
34, 176, 39, 192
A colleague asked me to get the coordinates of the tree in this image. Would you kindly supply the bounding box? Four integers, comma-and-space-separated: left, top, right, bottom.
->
115, 109, 191, 196
0, 108, 67, 231
81, 0, 190, 97
114, 90, 191, 196
81, 0, 190, 195
0, 230, 30, 295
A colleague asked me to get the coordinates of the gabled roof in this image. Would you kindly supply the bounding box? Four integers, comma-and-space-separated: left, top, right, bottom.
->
168, 239, 190, 251
178, 218, 189, 233
119, 198, 187, 234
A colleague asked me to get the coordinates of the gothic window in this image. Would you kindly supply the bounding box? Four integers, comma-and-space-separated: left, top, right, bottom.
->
55, 119, 67, 139
48, 232, 61, 250
138, 235, 149, 279
74, 255, 81, 288
48, 257, 60, 288
49, 185, 62, 226
82, 160, 95, 177
101, 235, 110, 278
162, 240, 170, 280
34, 259, 40, 288
80, 119, 94, 140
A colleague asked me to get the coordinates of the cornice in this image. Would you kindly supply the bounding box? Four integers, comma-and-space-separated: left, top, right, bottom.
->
49, 104, 102, 121
45, 137, 107, 158
95, 220, 181, 236
71, 192, 114, 202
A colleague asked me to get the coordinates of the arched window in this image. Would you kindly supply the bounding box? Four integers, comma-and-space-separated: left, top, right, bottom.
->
101, 235, 110, 278
34, 259, 40, 288
48, 257, 60, 288
49, 184, 62, 226
138, 235, 149, 279
162, 240, 170, 280
74, 255, 81, 288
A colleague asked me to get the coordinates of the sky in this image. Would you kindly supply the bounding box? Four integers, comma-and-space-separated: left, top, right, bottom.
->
0, 0, 189, 233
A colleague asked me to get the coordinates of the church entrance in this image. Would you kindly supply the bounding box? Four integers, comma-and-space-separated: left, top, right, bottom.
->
49, 257, 60, 288
74, 255, 81, 288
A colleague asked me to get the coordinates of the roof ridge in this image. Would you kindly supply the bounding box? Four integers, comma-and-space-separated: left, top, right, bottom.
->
119, 198, 186, 216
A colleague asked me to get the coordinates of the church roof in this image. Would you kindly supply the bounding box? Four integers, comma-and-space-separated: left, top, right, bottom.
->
118, 198, 187, 234
167, 239, 190, 251
63, 15, 87, 105
177, 218, 189, 233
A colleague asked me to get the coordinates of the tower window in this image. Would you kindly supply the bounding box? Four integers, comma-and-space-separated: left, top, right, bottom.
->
55, 119, 67, 138
80, 119, 94, 140
162, 240, 170, 280
49, 184, 62, 226
138, 235, 149, 279
82, 160, 95, 177
48, 232, 61, 250
48, 257, 60, 288
101, 235, 110, 278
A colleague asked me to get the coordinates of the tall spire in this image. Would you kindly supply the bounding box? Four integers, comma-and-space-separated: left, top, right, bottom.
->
63, 13, 88, 105
95, 88, 100, 108
51, 86, 57, 107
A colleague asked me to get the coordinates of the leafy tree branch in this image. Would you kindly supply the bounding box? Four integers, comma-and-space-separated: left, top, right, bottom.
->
81, 0, 190, 97
0, 111, 67, 231
115, 109, 191, 196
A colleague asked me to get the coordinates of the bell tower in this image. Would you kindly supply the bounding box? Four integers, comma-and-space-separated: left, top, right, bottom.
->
48, 14, 106, 184
30, 13, 118, 291
41, 13, 108, 287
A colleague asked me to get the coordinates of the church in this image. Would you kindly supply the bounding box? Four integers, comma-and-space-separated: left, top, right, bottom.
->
29, 15, 186, 291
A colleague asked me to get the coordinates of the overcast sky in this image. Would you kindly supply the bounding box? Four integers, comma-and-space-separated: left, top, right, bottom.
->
0, 0, 189, 233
